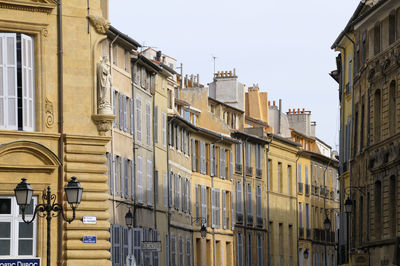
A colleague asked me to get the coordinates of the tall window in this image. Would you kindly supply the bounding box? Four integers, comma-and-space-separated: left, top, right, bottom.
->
247, 233, 252, 266
278, 162, 282, 193
257, 234, 263, 266
299, 202, 303, 229
0, 33, 34, 131
0, 196, 36, 256
374, 22, 381, 55
374, 89, 381, 142
390, 176, 396, 236
136, 97, 142, 142
146, 103, 151, 146
389, 81, 396, 136
375, 180, 382, 238
237, 233, 243, 266
389, 11, 396, 45
288, 165, 292, 195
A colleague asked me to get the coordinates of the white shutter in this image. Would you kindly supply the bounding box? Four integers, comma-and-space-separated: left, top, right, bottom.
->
210, 144, 215, 177
237, 182, 243, 214
146, 103, 151, 145
181, 178, 185, 212
0, 33, 17, 130
136, 97, 141, 142
130, 98, 134, 134
256, 186, 262, 218
211, 188, 215, 228
21, 34, 34, 131
112, 90, 116, 127
131, 160, 135, 200
137, 156, 143, 203
230, 150, 233, 180
123, 96, 127, 132
231, 191, 235, 230
247, 183, 252, 215
192, 139, 196, 171
119, 157, 123, 197
188, 180, 191, 214
119, 94, 122, 130
222, 191, 226, 229
162, 112, 166, 147
195, 184, 199, 225
168, 171, 172, 208
201, 185, 207, 226
216, 189, 220, 228
164, 173, 167, 208
147, 160, 153, 206
200, 141, 205, 174
124, 158, 128, 198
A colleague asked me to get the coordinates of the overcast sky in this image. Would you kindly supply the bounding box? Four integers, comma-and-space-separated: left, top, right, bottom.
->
110, 0, 360, 150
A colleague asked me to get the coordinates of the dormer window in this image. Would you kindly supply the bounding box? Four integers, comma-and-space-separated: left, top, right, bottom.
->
0, 33, 34, 131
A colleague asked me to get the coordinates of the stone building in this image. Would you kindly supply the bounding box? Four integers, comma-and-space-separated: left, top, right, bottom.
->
0, 0, 113, 265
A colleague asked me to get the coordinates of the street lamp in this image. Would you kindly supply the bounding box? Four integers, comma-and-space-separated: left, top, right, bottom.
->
14, 177, 83, 266
324, 216, 331, 231
304, 249, 309, 259
345, 197, 353, 214
191, 218, 208, 239
125, 209, 134, 227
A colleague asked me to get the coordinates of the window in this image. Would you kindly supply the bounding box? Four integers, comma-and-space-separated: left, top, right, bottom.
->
235, 143, 241, 172
136, 97, 142, 142
164, 173, 168, 208
237, 233, 243, 266
171, 235, 176, 266
137, 156, 143, 203
299, 202, 303, 229
219, 147, 226, 179
154, 106, 158, 143
247, 183, 252, 218
179, 237, 183, 266
256, 185, 262, 220
288, 165, 292, 195
361, 32, 366, 65
278, 162, 282, 193
0, 33, 34, 131
146, 103, 151, 146
201, 186, 207, 226
374, 22, 381, 55
0, 196, 37, 257
247, 233, 252, 266
186, 238, 191, 266
389, 81, 396, 136
389, 11, 396, 45
162, 112, 166, 147
306, 203, 309, 230
236, 181, 243, 219
374, 89, 381, 142
147, 160, 153, 206
257, 234, 263, 266
222, 191, 227, 229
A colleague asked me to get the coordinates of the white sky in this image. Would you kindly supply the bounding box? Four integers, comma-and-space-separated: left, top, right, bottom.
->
110, 0, 361, 150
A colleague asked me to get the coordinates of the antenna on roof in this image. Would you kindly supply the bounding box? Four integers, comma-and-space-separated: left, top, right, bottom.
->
212, 55, 218, 77
139, 42, 158, 53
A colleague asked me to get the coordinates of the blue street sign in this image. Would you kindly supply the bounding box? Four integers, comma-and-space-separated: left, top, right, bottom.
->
82, 236, 97, 244
0, 258, 41, 265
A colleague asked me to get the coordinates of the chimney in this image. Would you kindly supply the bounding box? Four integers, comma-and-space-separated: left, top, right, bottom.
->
297, 108, 300, 114
233, 68, 236, 76
268, 101, 271, 106
156, 50, 162, 61
273, 100, 276, 106
288, 108, 291, 114
278, 99, 282, 135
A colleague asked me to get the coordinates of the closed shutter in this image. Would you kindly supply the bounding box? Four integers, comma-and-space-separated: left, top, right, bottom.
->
230, 150, 233, 180
21, 34, 34, 131
123, 96, 127, 131
130, 98, 134, 134
231, 191, 235, 230
183, 129, 186, 154
181, 178, 185, 212
162, 112, 166, 147
137, 156, 143, 203
146, 103, 151, 145
131, 160, 135, 200
122, 226, 129, 264
115, 156, 119, 196
154, 105, 158, 143
201, 186, 207, 226
124, 158, 129, 198
247, 183, 252, 215
188, 180, 191, 214
222, 191, 226, 229
195, 184, 199, 225
305, 166, 309, 185
113, 224, 121, 266
112, 90, 116, 127
165, 235, 169, 266
0, 33, 17, 130
237, 182, 243, 215
110, 154, 114, 195
120, 157, 123, 197
136, 97, 141, 142
169, 171, 172, 208
147, 160, 153, 206
237, 233, 243, 266
210, 144, 215, 177
200, 141, 205, 174
175, 174, 180, 210
164, 173, 167, 208
192, 139, 196, 171
119, 93, 123, 130
211, 188, 215, 228
216, 190, 220, 227
256, 186, 261, 218
133, 228, 142, 266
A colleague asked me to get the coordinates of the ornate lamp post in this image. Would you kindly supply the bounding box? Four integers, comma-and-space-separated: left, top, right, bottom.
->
125, 209, 134, 227
14, 177, 83, 266
191, 218, 207, 239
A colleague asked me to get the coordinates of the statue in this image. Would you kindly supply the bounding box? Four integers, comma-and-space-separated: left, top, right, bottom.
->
97, 56, 112, 114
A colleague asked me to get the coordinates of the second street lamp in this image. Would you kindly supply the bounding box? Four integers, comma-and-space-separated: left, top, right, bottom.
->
14, 177, 83, 266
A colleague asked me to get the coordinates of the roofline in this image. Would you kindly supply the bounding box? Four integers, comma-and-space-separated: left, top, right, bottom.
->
168, 114, 198, 132
107, 25, 141, 49
315, 137, 332, 149
291, 129, 315, 142
301, 150, 339, 165
198, 127, 239, 144
268, 133, 301, 147
245, 115, 269, 127
208, 97, 244, 114
231, 130, 269, 144
352, 0, 390, 28
131, 54, 161, 73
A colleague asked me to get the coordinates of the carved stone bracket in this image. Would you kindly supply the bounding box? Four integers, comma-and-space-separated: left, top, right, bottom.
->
45, 97, 54, 128
92, 114, 115, 136
87, 14, 110, 34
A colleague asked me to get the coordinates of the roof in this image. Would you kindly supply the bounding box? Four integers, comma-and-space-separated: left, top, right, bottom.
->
231, 130, 269, 144
168, 114, 198, 132
107, 25, 141, 50
208, 97, 244, 114
268, 133, 301, 147
315, 137, 332, 149
132, 54, 161, 73
198, 127, 239, 144
301, 150, 339, 166
352, 0, 390, 27
291, 129, 316, 142
245, 115, 268, 127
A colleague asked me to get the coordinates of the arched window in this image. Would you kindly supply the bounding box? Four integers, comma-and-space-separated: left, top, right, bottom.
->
390, 175, 396, 236
375, 180, 382, 239
374, 89, 381, 142
389, 81, 396, 135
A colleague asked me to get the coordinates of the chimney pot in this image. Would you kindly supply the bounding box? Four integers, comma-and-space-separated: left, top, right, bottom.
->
229, 71, 232, 76
298, 108, 300, 114
288, 108, 291, 114
302, 108, 305, 114
273, 100, 276, 106
268, 101, 271, 106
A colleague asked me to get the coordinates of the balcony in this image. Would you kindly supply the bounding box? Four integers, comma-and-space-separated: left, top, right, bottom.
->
247, 215, 253, 225
305, 184, 310, 196
246, 166, 253, 176
299, 227, 304, 238
298, 182, 303, 194
236, 213, 243, 224
235, 164, 242, 174
256, 216, 263, 227
256, 168, 262, 178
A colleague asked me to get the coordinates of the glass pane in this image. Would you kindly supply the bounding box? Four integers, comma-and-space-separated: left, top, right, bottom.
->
19, 198, 34, 215
0, 99, 3, 126
0, 198, 11, 214
0, 240, 10, 255
0, 67, 3, 96
19, 222, 33, 238
0, 222, 10, 237
7, 67, 15, 95
7, 37, 15, 65
0, 38, 2, 63
18, 239, 33, 255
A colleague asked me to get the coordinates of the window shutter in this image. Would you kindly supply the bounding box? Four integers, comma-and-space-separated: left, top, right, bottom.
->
181, 177, 185, 212
112, 90, 116, 127
146, 103, 151, 146
201, 186, 207, 226
21, 34, 34, 131
181, 128, 184, 152
183, 129, 186, 154
192, 139, 196, 171
211, 188, 215, 228
195, 184, 199, 225
188, 180, 191, 214
137, 156, 143, 203
154, 106, 158, 143
256, 186, 261, 218
120, 157, 123, 197
247, 183, 252, 215
131, 160, 135, 200
231, 191, 235, 230
136, 97, 141, 142
123, 96, 127, 131
222, 191, 226, 229
119, 94, 123, 130
113, 224, 121, 266
0, 33, 17, 130
210, 144, 215, 177
147, 160, 153, 206
122, 226, 129, 264
133, 228, 142, 266
130, 99, 134, 134
164, 173, 167, 208
200, 141, 204, 174
230, 150, 233, 180
162, 112, 166, 147
219, 147, 223, 178
124, 158, 128, 198
110, 155, 114, 195
237, 182, 243, 215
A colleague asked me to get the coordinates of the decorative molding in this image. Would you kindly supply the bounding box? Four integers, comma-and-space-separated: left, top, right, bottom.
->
92, 114, 115, 136
0, 0, 57, 13
45, 97, 54, 128
87, 14, 110, 35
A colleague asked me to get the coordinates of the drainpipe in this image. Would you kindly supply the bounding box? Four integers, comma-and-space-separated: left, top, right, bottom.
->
265, 135, 273, 266
152, 75, 157, 230
295, 149, 304, 266
56, 0, 64, 265
242, 137, 249, 265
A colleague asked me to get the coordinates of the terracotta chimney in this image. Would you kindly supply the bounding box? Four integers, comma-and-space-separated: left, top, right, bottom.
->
288, 109, 291, 114
273, 100, 276, 106
302, 108, 305, 114
268, 101, 271, 106
297, 108, 300, 114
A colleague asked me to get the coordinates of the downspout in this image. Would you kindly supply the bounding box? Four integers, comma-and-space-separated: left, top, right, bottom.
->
153, 75, 157, 230
242, 138, 248, 266
265, 135, 273, 266
56, 1, 64, 265
295, 149, 304, 266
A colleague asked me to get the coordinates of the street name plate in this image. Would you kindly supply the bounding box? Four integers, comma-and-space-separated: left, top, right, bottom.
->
0, 258, 41, 265
82, 236, 97, 244
82, 216, 97, 224
141, 241, 161, 251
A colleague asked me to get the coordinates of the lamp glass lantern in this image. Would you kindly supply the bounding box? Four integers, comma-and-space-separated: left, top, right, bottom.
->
200, 224, 207, 238
324, 216, 331, 231
125, 209, 134, 227
64, 176, 83, 208
14, 178, 33, 208
304, 249, 309, 259
345, 197, 353, 214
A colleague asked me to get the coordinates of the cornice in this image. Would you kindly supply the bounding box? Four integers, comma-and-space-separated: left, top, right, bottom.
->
0, 0, 57, 13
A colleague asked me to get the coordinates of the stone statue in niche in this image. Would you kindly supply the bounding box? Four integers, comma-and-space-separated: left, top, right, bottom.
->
97, 56, 112, 114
